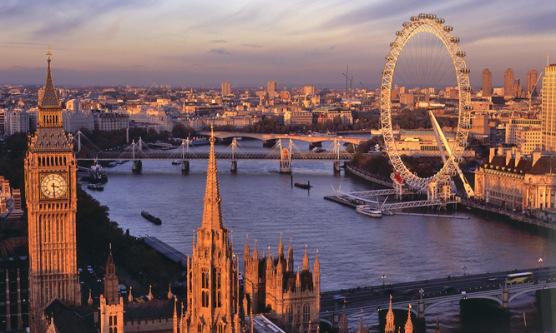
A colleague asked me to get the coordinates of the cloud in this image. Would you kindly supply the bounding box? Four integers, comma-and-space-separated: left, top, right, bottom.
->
211, 39, 228, 44
0, 0, 158, 38
242, 43, 262, 48
209, 48, 231, 56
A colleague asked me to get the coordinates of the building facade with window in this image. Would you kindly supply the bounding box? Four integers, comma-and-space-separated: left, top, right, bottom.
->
474, 147, 556, 211
243, 239, 320, 333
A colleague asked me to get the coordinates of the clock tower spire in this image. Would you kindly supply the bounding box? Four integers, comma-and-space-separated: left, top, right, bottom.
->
25, 53, 81, 333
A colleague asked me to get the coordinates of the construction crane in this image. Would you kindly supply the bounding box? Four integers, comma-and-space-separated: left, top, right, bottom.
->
429, 111, 475, 198
341, 65, 354, 95
528, 71, 543, 112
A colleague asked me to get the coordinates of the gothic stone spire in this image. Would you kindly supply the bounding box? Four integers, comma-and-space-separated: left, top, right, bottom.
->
404, 304, 413, 333
40, 50, 61, 109
104, 244, 119, 305
201, 127, 224, 230
385, 295, 395, 333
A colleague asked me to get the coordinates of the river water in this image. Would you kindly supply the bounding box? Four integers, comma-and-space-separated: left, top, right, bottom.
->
86, 139, 556, 332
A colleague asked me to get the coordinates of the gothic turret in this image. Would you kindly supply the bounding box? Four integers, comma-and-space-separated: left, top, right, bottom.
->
99, 246, 124, 333
287, 240, 294, 272
278, 234, 284, 258
146, 284, 154, 301
404, 304, 413, 333
302, 245, 309, 271
103, 245, 119, 305
244, 238, 250, 260
385, 295, 395, 333
167, 283, 174, 300
252, 240, 259, 261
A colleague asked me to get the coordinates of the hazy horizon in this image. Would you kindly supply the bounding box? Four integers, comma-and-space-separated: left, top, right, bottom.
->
1, 0, 554, 88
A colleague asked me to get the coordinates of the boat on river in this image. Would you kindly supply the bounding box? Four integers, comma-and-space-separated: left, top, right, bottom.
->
356, 205, 383, 218
294, 181, 312, 190
87, 183, 104, 191
141, 210, 161, 225
87, 161, 108, 184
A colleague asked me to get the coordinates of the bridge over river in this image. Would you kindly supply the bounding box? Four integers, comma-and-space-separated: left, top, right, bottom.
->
198, 130, 367, 145
321, 266, 556, 327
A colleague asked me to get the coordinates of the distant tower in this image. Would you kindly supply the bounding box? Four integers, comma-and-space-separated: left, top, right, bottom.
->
25, 52, 81, 333
527, 69, 539, 96
181, 128, 243, 332
513, 78, 521, 98
504, 68, 515, 98
482, 68, 493, 97
99, 246, 124, 333
542, 64, 556, 152
267, 80, 277, 97
221, 81, 232, 96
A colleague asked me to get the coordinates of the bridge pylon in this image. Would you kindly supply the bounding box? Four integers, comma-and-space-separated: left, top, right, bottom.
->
181, 138, 191, 175
333, 139, 342, 175
230, 137, 238, 173
502, 284, 509, 309
76, 130, 82, 153
278, 139, 292, 174
131, 139, 142, 175
417, 288, 425, 320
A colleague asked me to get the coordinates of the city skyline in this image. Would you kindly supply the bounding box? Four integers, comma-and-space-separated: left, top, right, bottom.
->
0, 0, 554, 87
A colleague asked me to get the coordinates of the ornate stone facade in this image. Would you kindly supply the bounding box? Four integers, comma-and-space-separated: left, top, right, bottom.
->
25, 55, 81, 333
474, 147, 556, 211
243, 238, 320, 333
99, 246, 125, 333
177, 129, 243, 333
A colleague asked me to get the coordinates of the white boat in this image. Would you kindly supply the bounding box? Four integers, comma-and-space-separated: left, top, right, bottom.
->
356, 205, 383, 218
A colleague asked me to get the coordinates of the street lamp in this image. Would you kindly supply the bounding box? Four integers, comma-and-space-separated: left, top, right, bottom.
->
381, 274, 387, 287
538, 257, 544, 268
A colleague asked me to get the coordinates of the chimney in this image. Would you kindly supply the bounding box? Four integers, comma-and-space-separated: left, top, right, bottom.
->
532, 151, 542, 167
489, 147, 497, 163
505, 150, 513, 166
514, 151, 522, 168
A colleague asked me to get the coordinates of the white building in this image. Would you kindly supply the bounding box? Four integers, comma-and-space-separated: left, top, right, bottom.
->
505, 118, 542, 153
62, 110, 94, 132
284, 109, 313, 127
3, 109, 29, 135
93, 111, 130, 132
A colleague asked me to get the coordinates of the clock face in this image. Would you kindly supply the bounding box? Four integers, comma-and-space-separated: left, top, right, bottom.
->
40, 173, 68, 199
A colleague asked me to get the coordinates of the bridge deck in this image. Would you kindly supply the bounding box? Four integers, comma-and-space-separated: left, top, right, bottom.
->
321, 266, 556, 322
76, 151, 353, 161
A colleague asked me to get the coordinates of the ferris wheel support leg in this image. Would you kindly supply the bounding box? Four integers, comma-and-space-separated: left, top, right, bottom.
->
429, 111, 474, 198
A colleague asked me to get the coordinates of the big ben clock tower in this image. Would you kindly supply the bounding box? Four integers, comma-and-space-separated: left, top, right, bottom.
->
25, 52, 81, 333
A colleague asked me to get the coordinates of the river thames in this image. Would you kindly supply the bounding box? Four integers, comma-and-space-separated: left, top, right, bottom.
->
86, 140, 556, 332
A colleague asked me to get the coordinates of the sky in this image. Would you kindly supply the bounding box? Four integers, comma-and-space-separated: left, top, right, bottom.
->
0, 0, 555, 88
